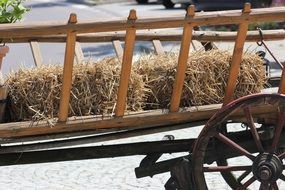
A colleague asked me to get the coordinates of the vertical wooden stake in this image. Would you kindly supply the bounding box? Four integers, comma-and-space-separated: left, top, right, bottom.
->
30, 41, 43, 67
223, 3, 251, 106
0, 85, 7, 123
0, 46, 9, 71
115, 10, 137, 117
58, 13, 77, 122
152, 40, 164, 55
75, 42, 84, 64
0, 46, 9, 123
278, 68, 285, 94
112, 40, 124, 61
169, 6, 195, 112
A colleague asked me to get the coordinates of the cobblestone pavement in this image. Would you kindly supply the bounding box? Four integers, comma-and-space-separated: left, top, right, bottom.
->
0, 126, 284, 189
0, 128, 197, 190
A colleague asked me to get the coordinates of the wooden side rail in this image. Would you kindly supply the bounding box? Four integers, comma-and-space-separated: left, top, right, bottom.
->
2, 30, 285, 43
23, 29, 285, 66
0, 5, 284, 126
0, 7, 284, 38
0, 103, 277, 139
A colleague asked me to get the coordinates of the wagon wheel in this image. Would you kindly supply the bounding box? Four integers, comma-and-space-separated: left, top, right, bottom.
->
192, 93, 285, 189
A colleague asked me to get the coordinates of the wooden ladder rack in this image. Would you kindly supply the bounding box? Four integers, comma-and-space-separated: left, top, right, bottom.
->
0, 4, 284, 140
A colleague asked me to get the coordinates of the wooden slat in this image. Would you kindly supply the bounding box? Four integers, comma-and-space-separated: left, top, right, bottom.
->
115, 10, 137, 117
0, 86, 8, 123
29, 41, 43, 67
0, 46, 9, 123
58, 14, 77, 122
0, 46, 9, 70
152, 40, 164, 55
2, 30, 285, 43
278, 68, 285, 94
223, 3, 251, 105
0, 7, 284, 38
170, 6, 195, 112
0, 103, 277, 139
191, 41, 198, 51
75, 42, 84, 64
112, 40, 124, 60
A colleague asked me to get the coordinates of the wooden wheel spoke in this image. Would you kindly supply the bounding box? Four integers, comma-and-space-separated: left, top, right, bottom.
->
278, 151, 285, 159
270, 112, 285, 153
280, 174, 285, 181
215, 133, 255, 160
237, 176, 256, 190
260, 182, 270, 190
237, 170, 251, 183
244, 107, 264, 152
270, 182, 279, 190
203, 165, 252, 172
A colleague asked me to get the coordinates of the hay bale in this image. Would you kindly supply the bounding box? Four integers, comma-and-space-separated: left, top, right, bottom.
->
6, 58, 145, 121
135, 49, 266, 109
5, 49, 266, 121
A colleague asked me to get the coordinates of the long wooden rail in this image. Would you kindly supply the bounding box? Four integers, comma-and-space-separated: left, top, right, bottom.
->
0, 4, 284, 141
0, 7, 284, 38
1, 30, 285, 43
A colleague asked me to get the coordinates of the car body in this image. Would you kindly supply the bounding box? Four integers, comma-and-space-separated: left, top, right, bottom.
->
171, 0, 190, 4
157, 0, 192, 8
136, 0, 190, 8
191, 0, 272, 11
136, 0, 273, 9
135, 0, 149, 4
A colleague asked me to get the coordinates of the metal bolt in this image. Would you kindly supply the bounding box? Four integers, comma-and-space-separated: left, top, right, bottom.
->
259, 166, 272, 181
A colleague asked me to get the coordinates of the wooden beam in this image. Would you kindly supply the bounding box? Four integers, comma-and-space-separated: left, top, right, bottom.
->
170, 6, 195, 112
75, 42, 84, 64
278, 68, 285, 94
0, 119, 204, 145
0, 139, 196, 166
0, 7, 284, 38
0, 126, 198, 152
112, 40, 124, 61
115, 10, 137, 117
58, 14, 77, 122
0, 104, 222, 138
223, 3, 251, 105
0, 46, 9, 70
29, 41, 43, 67
0, 102, 277, 139
152, 40, 164, 55
2, 30, 285, 43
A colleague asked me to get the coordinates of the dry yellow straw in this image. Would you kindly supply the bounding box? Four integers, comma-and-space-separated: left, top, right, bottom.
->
5, 50, 265, 121
135, 49, 266, 109
6, 58, 144, 121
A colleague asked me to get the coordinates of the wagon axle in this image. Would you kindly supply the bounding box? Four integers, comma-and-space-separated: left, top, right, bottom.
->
252, 153, 283, 183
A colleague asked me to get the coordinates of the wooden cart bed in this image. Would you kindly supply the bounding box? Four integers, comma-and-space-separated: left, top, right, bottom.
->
0, 5, 284, 143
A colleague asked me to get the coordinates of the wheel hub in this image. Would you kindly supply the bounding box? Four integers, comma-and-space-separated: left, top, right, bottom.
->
252, 153, 283, 182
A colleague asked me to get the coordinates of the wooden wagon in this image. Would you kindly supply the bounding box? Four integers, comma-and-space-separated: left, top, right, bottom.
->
0, 3, 285, 189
